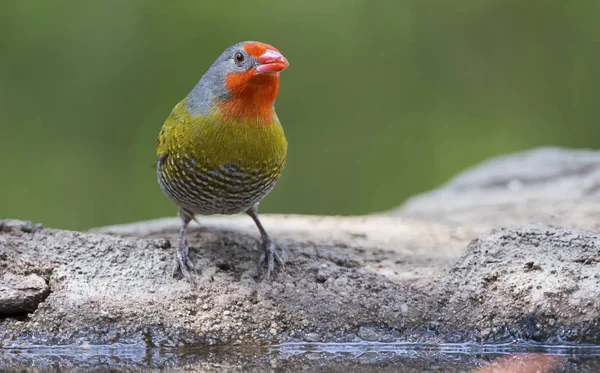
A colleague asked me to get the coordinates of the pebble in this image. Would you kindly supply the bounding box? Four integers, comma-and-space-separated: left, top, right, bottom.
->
333, 275, 348, 287
400, 303, 409, 314
358, 352, 379, 364
480, 328, 492, 338
284, 282, 296, 289
304, 333, 322, 342
315, 271, 329, 283
357, 326, 381, 341
379, 334, 395, 343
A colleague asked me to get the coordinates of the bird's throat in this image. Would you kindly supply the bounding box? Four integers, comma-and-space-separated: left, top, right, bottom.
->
218, 71, 280, 124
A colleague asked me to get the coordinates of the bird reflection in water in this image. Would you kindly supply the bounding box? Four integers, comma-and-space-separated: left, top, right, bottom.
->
475, 353, 562, 373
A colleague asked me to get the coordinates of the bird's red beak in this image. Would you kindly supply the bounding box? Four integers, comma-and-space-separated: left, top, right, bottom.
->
254, 50, 289, 74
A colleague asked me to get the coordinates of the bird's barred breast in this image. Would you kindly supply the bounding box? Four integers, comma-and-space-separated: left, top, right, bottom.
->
157, 153, 283, 215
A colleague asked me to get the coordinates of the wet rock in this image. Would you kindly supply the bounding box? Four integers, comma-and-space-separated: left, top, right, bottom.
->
358, 327, 381, 341
304, 333, 321, 342
379, 334, 395, 342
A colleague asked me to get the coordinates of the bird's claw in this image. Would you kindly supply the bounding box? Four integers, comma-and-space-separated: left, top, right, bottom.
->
172, 240, 197, 285
258, 238, 285, 280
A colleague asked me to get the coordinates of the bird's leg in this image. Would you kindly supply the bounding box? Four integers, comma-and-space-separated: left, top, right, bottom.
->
172, 207, 196, 284
246, 204, 284, 280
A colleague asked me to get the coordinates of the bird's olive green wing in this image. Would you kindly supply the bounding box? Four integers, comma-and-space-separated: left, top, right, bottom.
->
155, 99, 192, 168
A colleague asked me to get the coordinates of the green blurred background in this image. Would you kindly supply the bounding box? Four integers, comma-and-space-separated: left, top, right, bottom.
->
1, 1, 599, 230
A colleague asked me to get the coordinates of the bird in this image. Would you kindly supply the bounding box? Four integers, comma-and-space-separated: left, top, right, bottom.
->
156, 41, 289, 283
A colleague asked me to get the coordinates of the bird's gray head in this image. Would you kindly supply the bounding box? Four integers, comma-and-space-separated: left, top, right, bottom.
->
185, 41, 289, 117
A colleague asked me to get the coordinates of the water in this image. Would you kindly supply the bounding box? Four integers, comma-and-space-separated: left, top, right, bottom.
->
2, 343, 600, 372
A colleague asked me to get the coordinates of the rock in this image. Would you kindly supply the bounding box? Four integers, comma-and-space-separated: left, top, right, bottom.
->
357, 326, 381, 341
0, 220, 52, 317
523, 261, 542, 272
0, 220, 43, 234
1, 216, 599, 346
379, 334, 395, 342
1, 215, 458, 347
0, 274, 50, 316
437, 225, 600, 342
480, 328, 492, 339
304, 333, 322, 342
0, 147, 599, 349
390, 147, 600, 233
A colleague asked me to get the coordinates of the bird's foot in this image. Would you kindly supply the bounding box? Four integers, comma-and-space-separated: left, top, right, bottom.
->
172, 240, 197, 284
258, 237, 285, 280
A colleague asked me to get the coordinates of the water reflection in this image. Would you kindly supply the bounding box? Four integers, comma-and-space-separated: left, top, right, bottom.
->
1, 343, 599, 372
475, 353, 562, 373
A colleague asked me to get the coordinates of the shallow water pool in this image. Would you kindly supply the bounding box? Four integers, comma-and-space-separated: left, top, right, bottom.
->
2, 342, 599, 372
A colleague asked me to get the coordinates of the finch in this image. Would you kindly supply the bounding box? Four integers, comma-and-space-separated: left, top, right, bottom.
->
156, 41, 289, 282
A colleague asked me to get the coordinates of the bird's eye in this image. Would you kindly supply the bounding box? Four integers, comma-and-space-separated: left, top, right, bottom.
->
235, 52, 245, 62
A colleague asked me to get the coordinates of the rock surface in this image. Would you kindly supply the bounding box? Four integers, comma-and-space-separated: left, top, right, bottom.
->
0, 217, 598, 347
0, 220, 51, 317
437, 225, 600, 342
391, 147, 600, 233
0, 215, 466, 347
0, 274, 49, 317
1, 147, 599, 357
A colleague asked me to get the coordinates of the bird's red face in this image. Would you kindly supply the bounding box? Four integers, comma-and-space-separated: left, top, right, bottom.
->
220, 42, 289, 123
